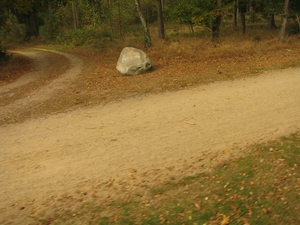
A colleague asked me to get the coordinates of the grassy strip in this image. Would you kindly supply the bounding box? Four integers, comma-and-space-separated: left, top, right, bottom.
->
37, 132, 300, 224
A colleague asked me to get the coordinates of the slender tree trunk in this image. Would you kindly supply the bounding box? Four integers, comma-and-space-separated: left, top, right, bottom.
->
157, 0, 165, 39
72, 0, 79, 30
212, 16, 221, 41
107, 0, 114, 36
233, 0, 238, 28
118, 3, 123, 38
189, 23, 194, 35
239, 5, 246, 34
134, 0, 152, 48
268, 14, 277, 29
30, 10, 39, 37
279, 0, 290, 41
249, 5, 255, 23
296, 14, 300, 30
212, 0, 222, 42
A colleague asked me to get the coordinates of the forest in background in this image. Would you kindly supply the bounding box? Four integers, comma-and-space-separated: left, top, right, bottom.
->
0, 0, 300, 56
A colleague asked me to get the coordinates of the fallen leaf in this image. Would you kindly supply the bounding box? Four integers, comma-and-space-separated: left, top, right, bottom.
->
128, 168, 137, 173
230, 204, 238, 212
178, 212, 185, 217
224, 182, 230, 188
195, 203, 201, 210
242, 218, 250, 225
220, 214, 230, 225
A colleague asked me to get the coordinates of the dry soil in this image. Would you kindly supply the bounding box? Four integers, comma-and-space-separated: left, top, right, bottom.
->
0, 49, 299, 224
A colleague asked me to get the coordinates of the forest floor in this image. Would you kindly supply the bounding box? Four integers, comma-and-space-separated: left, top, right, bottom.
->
0, 35, 300, 224
1, 35, 300, 125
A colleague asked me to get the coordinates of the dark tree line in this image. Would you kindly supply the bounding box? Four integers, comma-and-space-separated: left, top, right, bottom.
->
0, 0, 299, 48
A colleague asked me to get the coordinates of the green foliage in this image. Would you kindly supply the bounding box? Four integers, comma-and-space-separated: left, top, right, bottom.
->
55, 1, 78, 29
192, 2, 233, 30
14, 0, 35, 13
193, 11, 215, 30
2, 14, 29, 43
84, 0, 102, 16
40, 9, 61, 40
10, 23, 28, 42
0, 1, 9, 28
253, 35, 261, 41
164, 0, 216, 35
101, 0, 138, 36
165, 0, 210, 26
258, 0, 283, 17
56, 27, 112, 48
0, 0, 298, 45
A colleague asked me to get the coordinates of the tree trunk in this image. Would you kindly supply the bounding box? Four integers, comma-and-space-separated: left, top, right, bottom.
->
30, 10, 39, 37
239, 5, 246, 34
212, 16, 221, 42
134, 0, 152, 48
118, 3, 123, 38
189, 23, 194, 35
157, 0, 165, 39
72, 0, 79, 30
233, 0, 238, 28
212, 0, 222, 42
296, 14, 300, 30
249, 5, 255, 23
268, 14, 277, 29
108, 0, 114, 36
279, 0, 290, 41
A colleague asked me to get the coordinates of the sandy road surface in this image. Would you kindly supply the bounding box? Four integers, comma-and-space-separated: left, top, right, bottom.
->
0, 49, 299, 224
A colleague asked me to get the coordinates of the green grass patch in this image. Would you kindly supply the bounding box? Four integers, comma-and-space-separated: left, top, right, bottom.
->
36, 132, 300, 224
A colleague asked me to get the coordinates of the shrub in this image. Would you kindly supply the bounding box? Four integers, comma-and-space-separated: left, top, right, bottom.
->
0, 45, 11, 64
40, 9, 62, 41
2, 14, 29, 43
287, 20, 300, 34
253, 35, 261, 42
56, 27, 112, 49
8, 23, 28, 42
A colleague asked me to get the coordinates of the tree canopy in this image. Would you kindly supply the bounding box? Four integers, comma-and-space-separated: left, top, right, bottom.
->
0, 0, 299, 47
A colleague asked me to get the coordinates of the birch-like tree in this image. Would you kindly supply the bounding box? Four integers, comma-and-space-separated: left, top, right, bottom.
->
134, 0, 152, 47
279, 0, 290, 41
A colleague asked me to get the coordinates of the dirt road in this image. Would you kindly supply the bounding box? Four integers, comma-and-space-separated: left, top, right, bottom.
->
0, 49, 82, 121
0, 49, 299, 224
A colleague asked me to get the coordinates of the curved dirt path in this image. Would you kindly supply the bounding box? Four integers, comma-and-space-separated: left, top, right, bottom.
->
0, 49, 82, 119
0, 50, 299, 224
0, 51, 50, 94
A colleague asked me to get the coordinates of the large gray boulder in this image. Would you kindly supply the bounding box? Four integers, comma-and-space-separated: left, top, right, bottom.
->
116, 47, 152, 75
